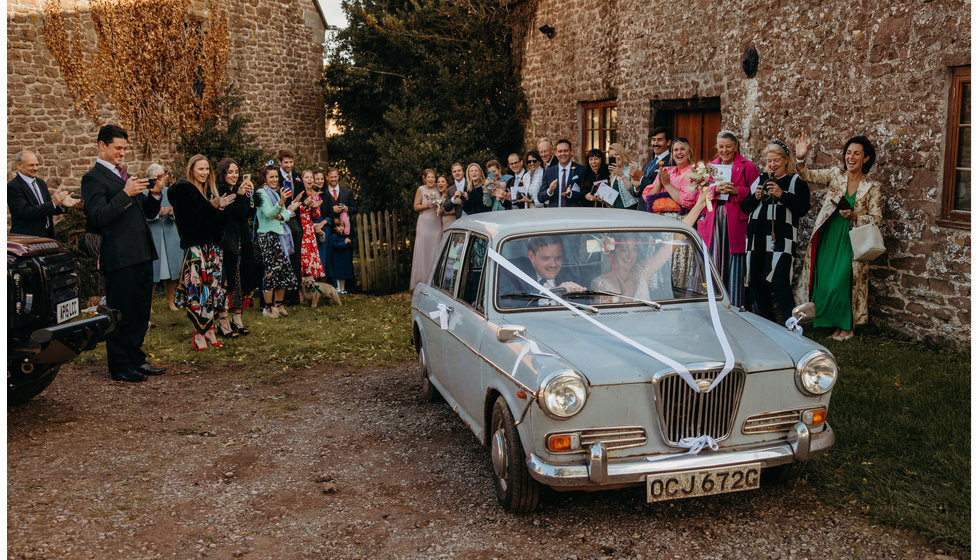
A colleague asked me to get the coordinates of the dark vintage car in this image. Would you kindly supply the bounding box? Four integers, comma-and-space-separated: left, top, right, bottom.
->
7, 234, 118, 404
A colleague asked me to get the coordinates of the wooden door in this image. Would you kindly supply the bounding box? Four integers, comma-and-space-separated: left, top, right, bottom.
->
668, 109, 721, 162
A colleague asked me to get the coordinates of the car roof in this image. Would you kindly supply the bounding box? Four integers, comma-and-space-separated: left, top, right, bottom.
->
444, 208, 696, 244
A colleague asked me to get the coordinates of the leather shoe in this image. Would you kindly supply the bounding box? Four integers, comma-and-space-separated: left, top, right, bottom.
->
136, 363, 166, 376
110, 368, 146, 383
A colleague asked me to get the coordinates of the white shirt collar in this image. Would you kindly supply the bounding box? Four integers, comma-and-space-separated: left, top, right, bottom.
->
655, 150, 670, 160
18, 172, 37, 185
558, 162, 572, 173
97, 158, 121, 177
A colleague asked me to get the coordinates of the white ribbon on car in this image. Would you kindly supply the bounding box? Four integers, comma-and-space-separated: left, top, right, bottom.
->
428, 303, 452, 330
510, 337, 555, 379
785, 316, 803, 335
645, 435, 720, 461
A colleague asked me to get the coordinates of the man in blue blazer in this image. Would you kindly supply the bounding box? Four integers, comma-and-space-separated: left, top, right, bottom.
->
7, 151, 78, 237
538, 139, 586, 207
636, 127, 674, 205
81, 125, 165, 383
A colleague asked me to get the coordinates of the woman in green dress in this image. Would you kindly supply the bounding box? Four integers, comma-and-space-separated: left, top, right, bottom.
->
794, 134, 883, 341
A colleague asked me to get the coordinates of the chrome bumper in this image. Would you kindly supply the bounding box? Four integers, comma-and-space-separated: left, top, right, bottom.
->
527, 422, 834, 488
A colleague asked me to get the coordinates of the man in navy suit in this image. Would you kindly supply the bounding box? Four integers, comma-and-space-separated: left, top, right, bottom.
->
499, 236, 586, 304
323, 167, 356, 222
636, 127, 674, 204
538, 139, 586, 207
81, 125, 165, 383
7, 151, 78, 237
276, 149, 304, 304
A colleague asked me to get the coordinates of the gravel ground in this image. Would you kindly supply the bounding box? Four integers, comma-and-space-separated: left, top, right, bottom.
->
7, 361, 956, 559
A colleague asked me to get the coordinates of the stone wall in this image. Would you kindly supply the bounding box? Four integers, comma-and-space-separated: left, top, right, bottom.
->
6, 0, 327, 190
519, 0, 971, 345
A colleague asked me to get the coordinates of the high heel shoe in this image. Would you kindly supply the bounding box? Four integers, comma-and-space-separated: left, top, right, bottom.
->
275, 300, 288, 316
217, 321, 239, 338
206, 328, 224, 348
192, 335, 207, 351
231, 314, 250, 336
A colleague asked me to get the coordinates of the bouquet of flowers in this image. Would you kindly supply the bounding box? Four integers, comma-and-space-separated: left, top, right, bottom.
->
685, 161, 719, 212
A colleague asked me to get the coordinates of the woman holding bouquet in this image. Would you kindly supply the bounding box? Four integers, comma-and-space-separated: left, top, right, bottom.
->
696, 131, 758, 308
740, 140, 811, 324
409, 169, 443, 290
794, 133, 882, 341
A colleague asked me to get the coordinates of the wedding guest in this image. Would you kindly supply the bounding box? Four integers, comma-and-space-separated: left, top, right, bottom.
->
8, 150, 78, 237
539, 139, 585, 207
506, 153, 534, 209
604, 143, 642, 209
522, 150, 545, 207
167, 155, 237, 350
323, 167, 356, 234
636, 127, 673, 205
312, 169, 331, 280
643, 138, 687, 217
449, 162, 466, 218
484, 159, 511, 211
144, 164, 182, 311
537, 138, 558, 168
255, 164, 300, 318
697, 131, 758, 308
453, 163, 491, 215
410, 169, 444, 289
794, 133, 882, 341
740, 140, 811, 324
435, 174, 457, 230
326, 219, 354, 294
277, 150, 304, 305
215, 157, 257, 336
297, 169, 325, 283
581, 148, 611, 207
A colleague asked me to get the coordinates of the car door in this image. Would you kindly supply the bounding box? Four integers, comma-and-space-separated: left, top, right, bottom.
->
418, 232, 467, 381
438, 234, 492, 434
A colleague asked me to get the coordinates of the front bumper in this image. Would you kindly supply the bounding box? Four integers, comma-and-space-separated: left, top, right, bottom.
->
527, 422, 833, 489
9, 306, 119, 367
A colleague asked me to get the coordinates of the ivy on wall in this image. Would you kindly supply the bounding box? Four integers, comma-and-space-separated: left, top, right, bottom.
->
42, 0, 230, 156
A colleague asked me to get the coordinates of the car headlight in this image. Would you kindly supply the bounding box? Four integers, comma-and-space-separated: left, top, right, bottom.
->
795, 351, 838, 396
539, 370, 588, 419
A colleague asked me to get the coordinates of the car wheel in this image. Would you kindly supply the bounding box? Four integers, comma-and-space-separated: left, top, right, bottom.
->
763, 461, 806, 486
490, 396, 540, 513
418, 345, 442, 403
7, 364, 60, 405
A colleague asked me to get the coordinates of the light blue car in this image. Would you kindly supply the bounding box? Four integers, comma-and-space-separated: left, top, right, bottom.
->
411, 208, 836, 513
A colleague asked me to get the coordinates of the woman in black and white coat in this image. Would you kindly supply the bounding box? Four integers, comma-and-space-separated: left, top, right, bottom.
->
739, 140, 811, 324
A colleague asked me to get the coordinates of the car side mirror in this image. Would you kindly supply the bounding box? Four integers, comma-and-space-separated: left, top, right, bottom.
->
496, 324, 526, 343
791, 302, 816, 324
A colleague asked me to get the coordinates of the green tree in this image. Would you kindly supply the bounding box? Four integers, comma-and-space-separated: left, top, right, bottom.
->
174, 85, 269, 177
323, 0, 528, 212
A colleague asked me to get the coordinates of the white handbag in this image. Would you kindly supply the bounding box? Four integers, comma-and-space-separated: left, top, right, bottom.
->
849, 222, 885, 262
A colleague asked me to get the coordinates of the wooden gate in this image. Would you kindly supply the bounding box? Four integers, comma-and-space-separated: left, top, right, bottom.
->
355, 210, 411, 293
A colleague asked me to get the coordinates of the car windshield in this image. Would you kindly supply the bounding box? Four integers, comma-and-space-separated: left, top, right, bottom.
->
494, 230, 723, 310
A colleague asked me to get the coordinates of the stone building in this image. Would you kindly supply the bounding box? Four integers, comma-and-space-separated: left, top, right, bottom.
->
517, 0, 971, 345
6, 0, 328, 190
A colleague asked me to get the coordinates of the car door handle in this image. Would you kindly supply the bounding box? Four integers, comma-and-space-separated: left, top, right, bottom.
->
419, 289, 430, 296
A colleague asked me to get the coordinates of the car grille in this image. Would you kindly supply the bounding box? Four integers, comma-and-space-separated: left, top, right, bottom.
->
654, 369, 745, 446
37, 253, 80, 307
579, 426, 647, 450
742, 409, 804, 434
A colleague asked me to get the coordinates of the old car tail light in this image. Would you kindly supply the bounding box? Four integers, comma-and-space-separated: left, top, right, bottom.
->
802, 408, 826, 426
548, 434, 572, 452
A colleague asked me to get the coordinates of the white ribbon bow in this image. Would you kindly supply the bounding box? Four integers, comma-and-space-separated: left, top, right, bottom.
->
428, 303, 452, 330
511, 337, 555, 379
785, 316, 803, 335
646, 434, 719, 461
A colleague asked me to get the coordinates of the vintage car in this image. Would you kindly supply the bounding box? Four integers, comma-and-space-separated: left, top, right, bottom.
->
410, 208, 837, 513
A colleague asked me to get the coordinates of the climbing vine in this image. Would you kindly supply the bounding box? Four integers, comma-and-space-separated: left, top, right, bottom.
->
43, 0, 230, 155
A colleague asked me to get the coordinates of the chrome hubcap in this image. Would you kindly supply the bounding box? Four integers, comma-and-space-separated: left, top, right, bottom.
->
491, 428, 508, 488
418, 348, 426, 379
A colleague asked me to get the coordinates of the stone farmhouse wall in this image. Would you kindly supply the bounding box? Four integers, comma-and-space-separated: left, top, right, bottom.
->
6, 0, 327, 191
519, 0, 970, 345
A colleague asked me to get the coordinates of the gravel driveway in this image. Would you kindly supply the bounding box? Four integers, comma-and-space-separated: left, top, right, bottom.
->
7, 362, 952, 559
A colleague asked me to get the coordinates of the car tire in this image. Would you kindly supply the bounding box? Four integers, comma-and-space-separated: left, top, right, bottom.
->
490, 396, 540, 513
763, 461, 806, 486
7, 364, 60, 405
418, 345, 442, 403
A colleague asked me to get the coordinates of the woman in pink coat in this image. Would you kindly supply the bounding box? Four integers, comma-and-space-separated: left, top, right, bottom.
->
695, 131, 758, 308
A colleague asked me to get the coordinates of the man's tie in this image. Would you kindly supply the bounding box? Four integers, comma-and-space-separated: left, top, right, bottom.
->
32, 180, 51, 229
332, 188, 339, 201
115, 165, 129, 182
559, 169, 567, 207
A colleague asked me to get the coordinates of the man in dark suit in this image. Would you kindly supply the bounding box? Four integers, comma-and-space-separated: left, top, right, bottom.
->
276, 149, 304, 304
536, 138, 559, 168
538, 139, 586, 207
7, 151, 79, 237
636, 127, 674, 205
499, 236, 586, 303
323, 167, 356, 222
81, 125, 166, 383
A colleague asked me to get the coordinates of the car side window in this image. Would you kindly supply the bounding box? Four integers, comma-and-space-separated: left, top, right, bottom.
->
433, 232, 466, 294
458, 235, 488, 312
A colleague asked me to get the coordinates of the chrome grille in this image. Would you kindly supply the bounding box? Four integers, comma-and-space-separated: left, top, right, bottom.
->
742, 409, 802, 434
654, 369, 745, 445
579, 426, 646, 450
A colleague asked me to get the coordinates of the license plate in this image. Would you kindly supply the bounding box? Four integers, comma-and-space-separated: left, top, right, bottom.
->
56, 298, 79, 324
646, 463, 761, 503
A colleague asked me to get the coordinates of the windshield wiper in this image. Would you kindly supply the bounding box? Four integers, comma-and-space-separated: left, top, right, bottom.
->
569, 290, 662, 310
500, 292, 599, 314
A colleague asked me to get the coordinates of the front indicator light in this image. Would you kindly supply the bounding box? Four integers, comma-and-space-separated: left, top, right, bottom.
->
548, 434, 572, 452
802, 408, 826, 426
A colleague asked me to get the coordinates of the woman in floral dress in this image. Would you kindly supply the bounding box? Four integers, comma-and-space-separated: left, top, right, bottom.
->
297, 169, 325, 280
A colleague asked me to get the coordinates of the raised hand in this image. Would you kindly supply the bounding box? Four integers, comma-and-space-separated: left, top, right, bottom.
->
794, 132, 810, 160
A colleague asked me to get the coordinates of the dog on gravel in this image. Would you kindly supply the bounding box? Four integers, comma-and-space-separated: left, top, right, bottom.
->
301, 276, 342, 308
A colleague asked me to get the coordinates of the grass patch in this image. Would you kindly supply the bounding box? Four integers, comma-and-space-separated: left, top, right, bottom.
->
805, 326, 970, 555
76, 292, 416, 378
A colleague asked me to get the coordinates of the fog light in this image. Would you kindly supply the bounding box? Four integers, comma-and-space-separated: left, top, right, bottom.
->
548, 434, 572, 452
802, 408, 826, 426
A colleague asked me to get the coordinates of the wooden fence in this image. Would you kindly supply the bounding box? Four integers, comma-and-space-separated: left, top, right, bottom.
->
355, 210, 412, 293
